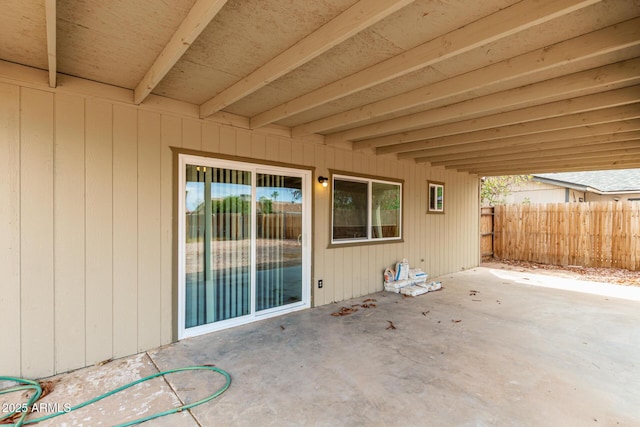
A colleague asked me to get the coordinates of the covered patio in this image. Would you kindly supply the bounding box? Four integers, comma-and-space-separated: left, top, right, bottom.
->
10, 267, 639, 426
3, 0, 640, 380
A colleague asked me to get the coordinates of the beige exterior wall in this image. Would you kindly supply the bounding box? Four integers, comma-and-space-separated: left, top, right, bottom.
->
505, 181, 585, 204
584, 193, 640, 202
507, 181, 640, 204
0, 77, 480, 378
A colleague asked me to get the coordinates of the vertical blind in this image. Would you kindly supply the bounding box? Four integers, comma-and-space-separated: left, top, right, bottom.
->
185, 165, 251, 328
184, 165, 304, 329
256, 174, 284, 311
256, 174, 303, 311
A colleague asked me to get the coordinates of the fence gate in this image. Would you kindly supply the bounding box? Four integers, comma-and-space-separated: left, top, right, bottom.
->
481, 206, 494, 261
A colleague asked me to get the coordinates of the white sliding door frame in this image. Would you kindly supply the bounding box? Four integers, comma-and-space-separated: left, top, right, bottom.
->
178, 154, 311, 339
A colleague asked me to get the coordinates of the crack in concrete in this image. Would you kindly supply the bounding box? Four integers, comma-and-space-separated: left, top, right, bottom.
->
146, 352, 203, 427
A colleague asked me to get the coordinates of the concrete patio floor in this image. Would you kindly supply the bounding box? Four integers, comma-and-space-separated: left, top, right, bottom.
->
5, 266, 640, 426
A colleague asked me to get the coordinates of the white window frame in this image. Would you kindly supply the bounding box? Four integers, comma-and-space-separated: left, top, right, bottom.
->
330, 173, 402, 245
427, 181, 445, 214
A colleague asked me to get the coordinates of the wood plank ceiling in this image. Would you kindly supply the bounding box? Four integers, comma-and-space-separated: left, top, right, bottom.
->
2, 0, 639, 176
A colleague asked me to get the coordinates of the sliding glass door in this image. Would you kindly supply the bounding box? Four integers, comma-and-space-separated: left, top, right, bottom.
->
256, 173, 304, 312
184, 165, 251, 327
178, 155, 310, 338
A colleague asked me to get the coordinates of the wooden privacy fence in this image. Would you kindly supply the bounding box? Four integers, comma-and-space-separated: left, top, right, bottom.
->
186, 212, 302, 241
493, 202, 640, 271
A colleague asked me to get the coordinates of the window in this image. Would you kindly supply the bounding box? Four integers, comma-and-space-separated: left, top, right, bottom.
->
427, 181, 445, 214
331, 173, 402, 244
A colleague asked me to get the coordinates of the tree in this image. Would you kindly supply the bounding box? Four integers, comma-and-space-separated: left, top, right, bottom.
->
210, 195, 251, 213
481, 175, 531, 206
259, 196, 273, 214
376, 188, 400, 210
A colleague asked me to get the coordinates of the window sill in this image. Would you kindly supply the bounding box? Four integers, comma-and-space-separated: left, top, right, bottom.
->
327, 238, 404, 249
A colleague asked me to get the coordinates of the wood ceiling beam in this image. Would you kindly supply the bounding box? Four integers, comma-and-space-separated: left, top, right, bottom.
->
462, 159, 640, 175
199, 0, 414, 119
430, 138, 640, 167
461, 156, 640, 176
473, 161, 640, 175
348, 56, 640, 149
381, 103, 640, 156
298, 18, 640, 138
250, 0, 600, 129
397, 119, 640, 159
370, 86, 640, 154
45, 0, 56, 87
453, 147, 640, 172
423, 132, 640, 165
134, 0, 229, 105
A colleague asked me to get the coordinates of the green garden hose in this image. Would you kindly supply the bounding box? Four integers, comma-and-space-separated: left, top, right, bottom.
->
0, 365, 231, 427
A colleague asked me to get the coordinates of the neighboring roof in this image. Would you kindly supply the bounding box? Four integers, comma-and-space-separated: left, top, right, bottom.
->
534, 169, 640, 193
1, 1, 639, 175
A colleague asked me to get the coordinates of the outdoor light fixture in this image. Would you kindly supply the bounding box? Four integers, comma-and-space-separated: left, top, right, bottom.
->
318, 176, 329, 187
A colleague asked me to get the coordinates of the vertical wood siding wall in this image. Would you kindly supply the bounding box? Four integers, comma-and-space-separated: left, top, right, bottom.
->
0, 82, 480, 378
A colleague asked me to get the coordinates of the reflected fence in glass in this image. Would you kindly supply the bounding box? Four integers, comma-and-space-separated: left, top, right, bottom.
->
184, 166, 304, 329
184, 165, 251, 328
256, 173, 303, 311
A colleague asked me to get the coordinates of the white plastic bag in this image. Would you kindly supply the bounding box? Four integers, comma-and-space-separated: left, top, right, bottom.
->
383, 268, 395, 283
395, 258, 410, 281
401, 285, 430, 296
408, 268, 426, 279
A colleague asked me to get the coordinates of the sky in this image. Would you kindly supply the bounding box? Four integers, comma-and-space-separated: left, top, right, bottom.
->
186, 182, 299, 211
